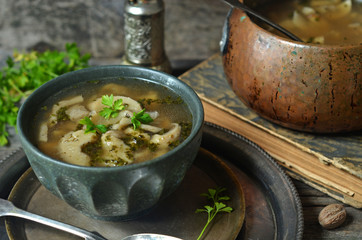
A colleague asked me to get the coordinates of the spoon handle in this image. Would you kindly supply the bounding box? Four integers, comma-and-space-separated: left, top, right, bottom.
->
2, 199, 106, 240
223, 0, 303, 42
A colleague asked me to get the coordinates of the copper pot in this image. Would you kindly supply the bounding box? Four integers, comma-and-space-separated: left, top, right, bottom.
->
221, 0, 361, 133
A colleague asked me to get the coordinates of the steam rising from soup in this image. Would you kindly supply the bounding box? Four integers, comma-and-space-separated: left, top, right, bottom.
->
260, 0, 361, 44
35, 79, 192, 167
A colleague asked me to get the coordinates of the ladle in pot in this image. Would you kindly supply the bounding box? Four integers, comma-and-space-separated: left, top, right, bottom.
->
222, 0, 303, 42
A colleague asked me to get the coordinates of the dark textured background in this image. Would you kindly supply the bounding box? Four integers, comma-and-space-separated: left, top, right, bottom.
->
0, 0, 229, 61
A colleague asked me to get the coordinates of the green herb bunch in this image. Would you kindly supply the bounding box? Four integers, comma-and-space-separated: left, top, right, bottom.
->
196, 187, 233, 240
0, 43, 90, 146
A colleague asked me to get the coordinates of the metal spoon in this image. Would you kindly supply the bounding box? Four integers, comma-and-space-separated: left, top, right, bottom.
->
0, 198, 181, 240
222, 0, 303, 42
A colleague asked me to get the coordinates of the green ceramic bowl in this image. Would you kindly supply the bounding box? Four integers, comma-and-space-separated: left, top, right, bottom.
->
17, 65, 204, 221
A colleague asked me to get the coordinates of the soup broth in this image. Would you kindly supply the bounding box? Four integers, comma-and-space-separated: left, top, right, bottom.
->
259, 0, 362, 44
34, 78, 192, 167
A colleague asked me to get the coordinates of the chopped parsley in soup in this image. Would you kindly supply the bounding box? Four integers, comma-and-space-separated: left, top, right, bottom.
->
35, 79, 192, 167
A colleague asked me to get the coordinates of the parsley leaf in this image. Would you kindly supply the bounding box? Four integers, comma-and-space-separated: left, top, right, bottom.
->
0, 42, 90, 146
99, 94, 125, 119
79, 117, 107, 134
101, 94, 114, 107
131, 109, 153, 130
196, 187, 233, 240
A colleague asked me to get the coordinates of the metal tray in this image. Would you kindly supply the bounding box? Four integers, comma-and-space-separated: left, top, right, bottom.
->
0, 122, 303, 239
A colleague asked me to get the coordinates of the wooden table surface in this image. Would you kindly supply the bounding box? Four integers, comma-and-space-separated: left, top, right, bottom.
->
202, 100, 361, 240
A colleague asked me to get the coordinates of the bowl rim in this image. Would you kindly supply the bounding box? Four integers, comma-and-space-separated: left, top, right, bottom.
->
234, 1, 362, 49
17, 65, 204, 171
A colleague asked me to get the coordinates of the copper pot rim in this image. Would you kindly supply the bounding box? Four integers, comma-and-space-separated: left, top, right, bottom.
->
234, 1, 362, 50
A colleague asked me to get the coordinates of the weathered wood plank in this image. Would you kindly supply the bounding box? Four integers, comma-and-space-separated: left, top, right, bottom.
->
293, 179, 362, 239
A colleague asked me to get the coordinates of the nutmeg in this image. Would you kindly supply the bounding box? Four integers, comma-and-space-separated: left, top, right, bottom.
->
318, 204, 347, 229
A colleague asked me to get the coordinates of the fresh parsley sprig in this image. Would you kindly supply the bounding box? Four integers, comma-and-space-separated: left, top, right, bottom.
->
131, 109, 153, 130
99, 94, 125, 119
0, 42, 90, 146
196, 187, 233, 240
79, 117, 107, 134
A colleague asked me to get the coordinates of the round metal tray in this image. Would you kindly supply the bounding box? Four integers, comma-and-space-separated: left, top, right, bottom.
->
0, 122, 303, 239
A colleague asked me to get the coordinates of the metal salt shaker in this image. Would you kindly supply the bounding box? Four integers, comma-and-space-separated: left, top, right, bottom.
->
123, 0, 171, 73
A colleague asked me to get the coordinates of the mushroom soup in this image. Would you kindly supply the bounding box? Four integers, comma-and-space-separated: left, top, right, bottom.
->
259, 0, 362, 44
34, 79, 192, 167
